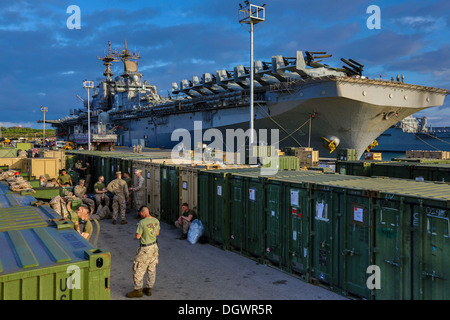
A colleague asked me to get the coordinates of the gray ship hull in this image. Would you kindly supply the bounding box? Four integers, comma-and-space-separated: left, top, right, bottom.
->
110, 77, 446, 159
48, 44, 447, 159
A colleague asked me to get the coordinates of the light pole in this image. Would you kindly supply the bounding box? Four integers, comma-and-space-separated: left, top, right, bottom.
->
40, 106, 48, 147
83, 80, 94, 151
239, 2, 265, 145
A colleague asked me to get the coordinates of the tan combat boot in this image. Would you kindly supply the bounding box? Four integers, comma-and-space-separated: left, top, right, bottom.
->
143, 288, 152, 296
126, 289, 143, 298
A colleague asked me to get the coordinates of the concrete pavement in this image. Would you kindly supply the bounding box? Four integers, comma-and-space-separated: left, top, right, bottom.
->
94, 210, 348, 301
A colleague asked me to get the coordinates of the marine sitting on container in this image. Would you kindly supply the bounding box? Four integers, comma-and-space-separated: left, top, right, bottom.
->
57, 169, 73, 187
76, 204, 93, 241
174, 202, 197, 240
94, 175, 110, 209
74, 179, 95, 214
126, 206, 160, 298
107, 171, 129, 225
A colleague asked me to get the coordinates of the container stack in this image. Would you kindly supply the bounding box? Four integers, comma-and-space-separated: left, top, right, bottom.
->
63, 149, 450, 300
0, 181, 111, 300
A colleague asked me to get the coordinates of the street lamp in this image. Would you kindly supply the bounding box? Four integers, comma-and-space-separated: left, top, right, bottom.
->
40, 106, 48, 147
83, 80, 94, 151
239, 2, 265, 145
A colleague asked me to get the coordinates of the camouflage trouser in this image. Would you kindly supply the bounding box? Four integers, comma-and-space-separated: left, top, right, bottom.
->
112, 195, 127, 221
80, 197, 95, 213
91, 205, 111, 220
94, 194, 110, 208
49, 195, 69, 219
132, 244, 159, 290
174, 219, 191, 235
134, 192, 144, 212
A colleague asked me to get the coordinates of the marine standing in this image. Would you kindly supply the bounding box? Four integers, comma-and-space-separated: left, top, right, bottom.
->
131, 169, 145, 214
123, 172, 133, 213
126, 206, 160, 298
107, 171, 129, 225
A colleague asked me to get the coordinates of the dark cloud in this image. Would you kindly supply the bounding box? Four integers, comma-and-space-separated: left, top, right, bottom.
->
0, 0, 449, 127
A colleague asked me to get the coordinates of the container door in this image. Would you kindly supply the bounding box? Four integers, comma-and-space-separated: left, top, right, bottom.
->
179, 168, 198, 214
286, 184, 309, 278
229, 177, 244, 252
198, 172, 212, 239
160, 166, 171, 223
245, 178, 264, 259
265, 181, 282, 266
341, 192, 372, 299
211, 174, 226, 245
152, 164, 161, 219
417, 207, 449, 299
169, 166, 179, 223
310, 187, 335, 287
374, 202, 404, 300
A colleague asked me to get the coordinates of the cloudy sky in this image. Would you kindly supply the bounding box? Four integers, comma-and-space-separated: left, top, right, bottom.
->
0, 0, 449, 128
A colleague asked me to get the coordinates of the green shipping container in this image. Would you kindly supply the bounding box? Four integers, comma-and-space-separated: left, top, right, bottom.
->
311, 177, 450, 300
336, 149, 358, 161
198, 171, 228, 246
160, 165, 179, 224
16, 143, 32, 151
0, 148, 17, 158
226, 170, 265, 260
0, 204, 111, 300
262, 156, 299, 171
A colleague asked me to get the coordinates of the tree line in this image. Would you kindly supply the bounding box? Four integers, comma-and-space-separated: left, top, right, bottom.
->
0, 127, 55, 140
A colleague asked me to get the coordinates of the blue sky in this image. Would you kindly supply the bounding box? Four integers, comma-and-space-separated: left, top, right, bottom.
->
0, 0, 449, 128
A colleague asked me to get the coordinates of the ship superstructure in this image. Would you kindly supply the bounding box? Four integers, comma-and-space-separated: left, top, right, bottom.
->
47, 42, 448, 159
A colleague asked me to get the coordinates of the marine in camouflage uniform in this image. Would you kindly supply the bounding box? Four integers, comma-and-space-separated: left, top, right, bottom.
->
107, 171, 129, 224
126, 207, 160, 298
132, 170, 145, 211
94, 176, 110, 208
123, 172, 133, 213
49, 195, 70, 219
90, 204, 112, 221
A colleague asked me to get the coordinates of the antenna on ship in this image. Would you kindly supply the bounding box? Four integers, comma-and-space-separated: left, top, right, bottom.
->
97, 41, 120, 80
239, 1, 265, 146
114, 40, 141, 76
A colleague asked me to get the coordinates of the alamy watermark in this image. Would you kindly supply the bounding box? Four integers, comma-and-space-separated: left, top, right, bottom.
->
170, 121, 280, 175
366, 5, 381, 30
67, 5, 81, 29
366, 265, 381, 290
59, 265, 81, 299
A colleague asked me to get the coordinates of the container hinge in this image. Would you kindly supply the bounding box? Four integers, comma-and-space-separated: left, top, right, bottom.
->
342, 248, 359, 256
383, 259, 400, 267
422, 270, 446, 281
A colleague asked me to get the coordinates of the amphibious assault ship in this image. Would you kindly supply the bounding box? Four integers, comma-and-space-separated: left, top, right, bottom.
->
47, 41, 448, 159
373, 116, 450, 153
